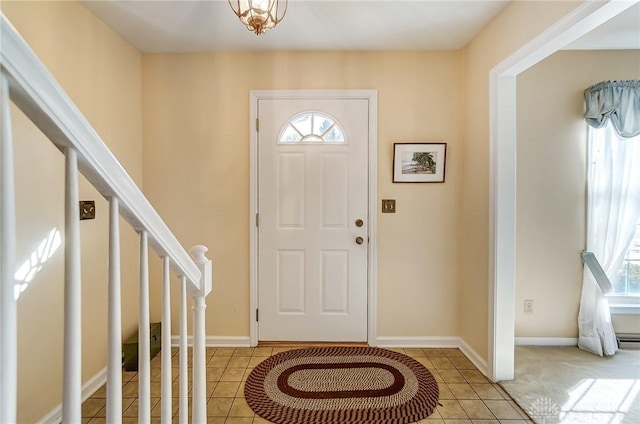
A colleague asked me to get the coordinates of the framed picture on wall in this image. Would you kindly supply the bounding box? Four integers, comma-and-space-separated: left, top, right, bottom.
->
393, 142, 447, 183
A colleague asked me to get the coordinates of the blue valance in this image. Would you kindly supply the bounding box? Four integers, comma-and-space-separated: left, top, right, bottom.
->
584, 80, 640, 138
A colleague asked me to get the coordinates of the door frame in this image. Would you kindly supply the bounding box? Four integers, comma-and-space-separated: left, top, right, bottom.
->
249, 90, 378, 346
488, 0, 637, 381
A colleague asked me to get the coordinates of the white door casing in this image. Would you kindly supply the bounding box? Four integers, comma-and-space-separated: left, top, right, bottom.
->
258, 98, 368, 341
487, 0, 636, 381
249, 90, 378, 346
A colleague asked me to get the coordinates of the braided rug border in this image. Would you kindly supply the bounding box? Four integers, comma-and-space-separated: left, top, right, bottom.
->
244, 346, 439, 424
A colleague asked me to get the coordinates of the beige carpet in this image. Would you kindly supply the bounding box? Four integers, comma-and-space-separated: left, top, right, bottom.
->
500, 346, 640, 424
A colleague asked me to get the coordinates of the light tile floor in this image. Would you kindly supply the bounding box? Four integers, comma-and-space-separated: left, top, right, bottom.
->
81, 346, 533, 424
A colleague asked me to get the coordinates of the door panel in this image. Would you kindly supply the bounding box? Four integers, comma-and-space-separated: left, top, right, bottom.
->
278, 153, 305, 227
321, 250, 349, 313
258, 98, 368, 341
321, 153, 349, 227
277, 250, 305, 313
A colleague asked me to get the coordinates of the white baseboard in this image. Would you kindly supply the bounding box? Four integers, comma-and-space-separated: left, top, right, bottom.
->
515, 337, 578, 346
38, 367, 107, 424
375, 336, 460, 348
39, 334, 251, 423
38, 334, 491, 423
170, 335, 251, 347
376, 336, 489, 377
458, 338, 489, 376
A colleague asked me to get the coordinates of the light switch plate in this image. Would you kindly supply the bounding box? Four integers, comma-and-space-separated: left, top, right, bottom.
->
382, 199, 396, 213
79, 200, 96, 220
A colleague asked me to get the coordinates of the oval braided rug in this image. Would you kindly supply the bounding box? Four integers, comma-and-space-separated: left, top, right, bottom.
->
245, 346, 439, 424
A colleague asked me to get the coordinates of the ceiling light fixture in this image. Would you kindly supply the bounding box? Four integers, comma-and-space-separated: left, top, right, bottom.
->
228, 0, 288, 35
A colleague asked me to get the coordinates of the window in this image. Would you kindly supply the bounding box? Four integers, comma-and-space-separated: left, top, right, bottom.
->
613, 223, 640, 296
579, 80, 639, 354
586, 123, 640, 313
279, 112, 345, 144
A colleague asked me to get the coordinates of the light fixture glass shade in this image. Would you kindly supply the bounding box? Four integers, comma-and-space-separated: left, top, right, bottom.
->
228, 0, 288, 35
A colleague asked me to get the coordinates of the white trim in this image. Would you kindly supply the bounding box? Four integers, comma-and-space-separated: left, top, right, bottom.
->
171, 335, 252, 347
610, 305, 640, 315
249, 90, 378, 347
458, 338, 489, 378
205, 335, 250, 347
375, 336, 460, 348
376, 337, 489, 378
249, 92, 259, 347
1, 73, 18, 424
608, 295, 640, 314
515, 337, 578, 346
489, 73, 517, 382
37, 401, 61, 422
488, 0, 638, 382
367, 91, 379, 346
38, 367, 107, 424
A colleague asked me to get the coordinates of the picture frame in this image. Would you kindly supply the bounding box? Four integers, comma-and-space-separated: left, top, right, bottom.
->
393, 142, 447, 183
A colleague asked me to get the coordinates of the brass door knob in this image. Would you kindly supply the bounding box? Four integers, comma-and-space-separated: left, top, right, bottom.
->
355, 236, 364, 245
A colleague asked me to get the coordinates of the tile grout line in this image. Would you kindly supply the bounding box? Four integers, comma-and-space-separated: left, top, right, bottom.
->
82, 346, 533, 424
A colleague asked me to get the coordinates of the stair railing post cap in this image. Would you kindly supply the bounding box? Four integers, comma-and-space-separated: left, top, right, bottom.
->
189, 245, 209, 264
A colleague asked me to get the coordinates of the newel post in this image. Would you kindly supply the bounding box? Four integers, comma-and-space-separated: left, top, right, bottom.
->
189, 245, 212, 424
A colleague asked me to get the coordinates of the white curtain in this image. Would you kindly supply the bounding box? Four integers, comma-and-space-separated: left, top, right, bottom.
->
578, 123, 640, 356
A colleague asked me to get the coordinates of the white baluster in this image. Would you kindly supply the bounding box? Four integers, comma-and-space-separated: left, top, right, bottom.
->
161, 257, 172, 423
63, 147, 82, 423
179, 276, 188, 424
0, 74, 17, 424
189, 246, 212, 424
192, 295, 206, 424
107, 197, 122, 422
138, 231, 151, 424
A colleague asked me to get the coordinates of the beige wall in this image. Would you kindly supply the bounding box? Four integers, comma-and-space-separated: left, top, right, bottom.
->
516, 49, 640, 338
613, 315, 640, 334
2, 1, 143, 421
4, 2, 620, 419
141, 51, 464, 339
459, 1, 582, 358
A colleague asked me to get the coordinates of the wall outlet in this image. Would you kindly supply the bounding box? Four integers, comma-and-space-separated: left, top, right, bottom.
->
524, 299, 534, 315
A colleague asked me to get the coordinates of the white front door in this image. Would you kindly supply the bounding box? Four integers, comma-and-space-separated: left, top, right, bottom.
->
258, 98, 369, 341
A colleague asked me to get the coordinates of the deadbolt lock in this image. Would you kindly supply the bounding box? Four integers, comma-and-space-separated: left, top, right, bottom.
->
355, 219, 364, 227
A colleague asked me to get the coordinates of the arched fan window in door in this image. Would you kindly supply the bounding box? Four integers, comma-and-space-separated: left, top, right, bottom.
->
279, 112, 346, 144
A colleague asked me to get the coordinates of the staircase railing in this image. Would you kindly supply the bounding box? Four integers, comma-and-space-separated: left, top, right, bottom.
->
0, 15, 212, 424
